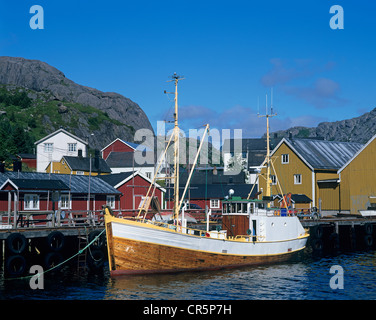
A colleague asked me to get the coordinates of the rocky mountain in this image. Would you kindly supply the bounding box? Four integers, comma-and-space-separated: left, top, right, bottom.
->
0, 56, 153, 150
270, 107, 376, 144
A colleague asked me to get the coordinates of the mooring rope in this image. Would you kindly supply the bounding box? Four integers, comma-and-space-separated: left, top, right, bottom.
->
2, 228, 106, 281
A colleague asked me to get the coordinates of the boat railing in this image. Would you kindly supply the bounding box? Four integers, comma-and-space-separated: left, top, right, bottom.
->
144, 219, 209, 237
138, 219, 265, 242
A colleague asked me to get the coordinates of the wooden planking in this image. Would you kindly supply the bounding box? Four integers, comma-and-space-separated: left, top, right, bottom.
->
340, 137, 376, 214
222, 215, 249, 237
111, 236, 299, 275
105, 222, 116, 271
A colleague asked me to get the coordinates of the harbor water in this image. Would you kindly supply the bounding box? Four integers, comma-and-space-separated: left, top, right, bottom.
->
1, 249, 376, 300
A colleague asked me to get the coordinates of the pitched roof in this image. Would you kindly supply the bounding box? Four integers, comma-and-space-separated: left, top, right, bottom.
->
0, 172, 121, 195
338, 133, 376, 174
166, 183, 257, 200
63, 156, 112, 173
100, 138, 152, 152
274, 138, 363, 170
34, 128, 88, 146
105, 151, 155, 168
1, 178, 69, 191
178, 168, 246, 185
222, 138, 282, 166
99, 172, 133, 187
99, 171, 165, 191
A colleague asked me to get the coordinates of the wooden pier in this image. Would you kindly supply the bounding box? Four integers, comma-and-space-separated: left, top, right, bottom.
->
301, 215, 376, 254
0, 210, 107, 278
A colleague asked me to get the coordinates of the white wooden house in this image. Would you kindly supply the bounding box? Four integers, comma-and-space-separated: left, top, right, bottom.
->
35, 129, 88, 172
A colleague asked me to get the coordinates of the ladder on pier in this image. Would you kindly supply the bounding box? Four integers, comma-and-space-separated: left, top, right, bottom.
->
77, 230, 88, 274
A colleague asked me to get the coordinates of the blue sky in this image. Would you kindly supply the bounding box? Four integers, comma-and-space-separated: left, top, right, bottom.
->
1, 1, 376, 138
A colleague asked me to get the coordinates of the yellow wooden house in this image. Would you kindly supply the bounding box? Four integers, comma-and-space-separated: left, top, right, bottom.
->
259, 138, 363, 214
338, 134, 376, 214
46, 155, 112, 176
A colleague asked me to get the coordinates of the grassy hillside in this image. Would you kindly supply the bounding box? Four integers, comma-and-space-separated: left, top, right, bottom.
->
0, 85, 131, 163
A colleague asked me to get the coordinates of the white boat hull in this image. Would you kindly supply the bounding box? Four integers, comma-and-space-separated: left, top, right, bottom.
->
105, 214, 309, 275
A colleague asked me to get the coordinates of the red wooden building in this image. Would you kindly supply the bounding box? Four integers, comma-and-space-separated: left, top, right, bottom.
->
0, 172, 122, 220
99, 171, 165, 212
101, 138, 141, 160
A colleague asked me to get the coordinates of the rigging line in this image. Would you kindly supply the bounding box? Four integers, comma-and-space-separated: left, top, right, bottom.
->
137, 128, 175, 219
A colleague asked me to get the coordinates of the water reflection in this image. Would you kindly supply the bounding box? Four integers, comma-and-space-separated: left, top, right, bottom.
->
104, 251, 376, 300
2, 251, 376, 300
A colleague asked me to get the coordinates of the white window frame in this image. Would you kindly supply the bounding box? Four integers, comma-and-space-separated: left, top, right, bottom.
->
24, 194, 39, 210
76, 171, 84, 175
138, 196, 150, 209
68, 143, 77, 152
60, 194, 71, 209
145, 172, 152, 179
107, 195, 116, 209
294, 174, 302, 185
281, 154, 289, 164
270, 175, 277, 185
210, 199, 220, 209
44, 143, 53, 153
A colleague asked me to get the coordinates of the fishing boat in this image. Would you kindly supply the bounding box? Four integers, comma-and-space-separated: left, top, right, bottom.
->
104, 74, 309, 276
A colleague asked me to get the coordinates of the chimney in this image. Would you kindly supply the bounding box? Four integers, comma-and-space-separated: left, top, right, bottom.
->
94, 149, 100, 170
13, 160, 22, 172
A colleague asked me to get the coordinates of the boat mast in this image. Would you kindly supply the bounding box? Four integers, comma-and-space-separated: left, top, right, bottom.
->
258, 91, 276, 204
170, 73, 184, 220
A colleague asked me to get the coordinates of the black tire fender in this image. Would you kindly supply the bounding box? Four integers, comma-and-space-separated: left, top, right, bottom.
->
46, 231, 65, 252
5, 255, 27, 277
6, 233, 27, 254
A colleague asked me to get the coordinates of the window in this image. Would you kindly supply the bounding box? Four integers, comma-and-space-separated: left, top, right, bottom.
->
210, 199, 220, 209
281, 154, 289, 164
24, 194, 39, 210
294, 174, 302, 185
107, 195, 115, 209
76, 171, 84, 175
138, 196, 150, 209
68, 143, 77, 152
145, 172, 152, 179
44, 143, 53, 152
60, 194, 71, 209
270, 175, 277, 185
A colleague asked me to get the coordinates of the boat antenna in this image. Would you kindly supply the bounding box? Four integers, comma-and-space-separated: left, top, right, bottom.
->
258, 90, 277, 205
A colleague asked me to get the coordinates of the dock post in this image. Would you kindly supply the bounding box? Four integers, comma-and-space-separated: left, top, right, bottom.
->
57, 208, 61, 227
13, 191, 17, 229
7, 192, 11, 225
350, 222, 356, 250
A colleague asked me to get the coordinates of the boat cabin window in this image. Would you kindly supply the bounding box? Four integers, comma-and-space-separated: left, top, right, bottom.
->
257, 202, 266, 209
223, 201, 249, 214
